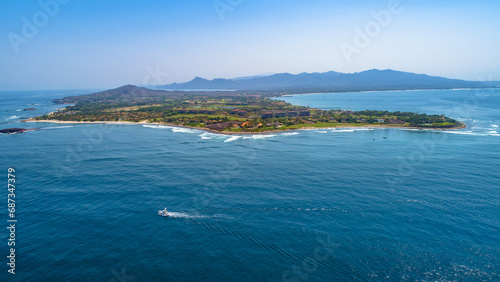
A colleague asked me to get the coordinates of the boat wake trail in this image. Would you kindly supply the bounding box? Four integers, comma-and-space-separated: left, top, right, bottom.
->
178, 216, 306, 262
197, 207, 350, 214
164, 212, 208, 219
162, 210, 349, 273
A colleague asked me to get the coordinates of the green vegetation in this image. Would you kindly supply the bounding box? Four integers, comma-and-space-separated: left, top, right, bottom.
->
35, 85, 463, 133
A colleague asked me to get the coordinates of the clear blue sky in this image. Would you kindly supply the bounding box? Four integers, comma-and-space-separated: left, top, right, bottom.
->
1, 0, 499, 90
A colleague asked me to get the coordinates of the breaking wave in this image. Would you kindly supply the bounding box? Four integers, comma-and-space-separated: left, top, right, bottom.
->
224, 136, 242, 142
443, 130, 499, 136
331, 129, 355, 133
280, 132, 299, 136
242, 134, 277, 139
143, 124, 200, 134
5, 115, 19, 121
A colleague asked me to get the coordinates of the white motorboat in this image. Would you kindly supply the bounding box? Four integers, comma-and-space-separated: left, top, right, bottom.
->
158, 208, 169, 217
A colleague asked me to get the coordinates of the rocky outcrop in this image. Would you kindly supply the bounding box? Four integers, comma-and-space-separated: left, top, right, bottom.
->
0, 128, 28, 134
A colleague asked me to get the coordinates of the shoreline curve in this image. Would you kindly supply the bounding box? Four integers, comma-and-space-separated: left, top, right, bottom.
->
24, 119, 467, 135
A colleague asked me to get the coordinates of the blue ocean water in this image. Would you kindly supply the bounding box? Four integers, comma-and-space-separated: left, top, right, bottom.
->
1, 89, 499, 281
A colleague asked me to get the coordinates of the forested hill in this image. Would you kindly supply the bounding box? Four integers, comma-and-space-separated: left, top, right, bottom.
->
52, 85, 272, 104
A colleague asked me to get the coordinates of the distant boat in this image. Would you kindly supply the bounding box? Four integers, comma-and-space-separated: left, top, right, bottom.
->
158, 208, 169, 217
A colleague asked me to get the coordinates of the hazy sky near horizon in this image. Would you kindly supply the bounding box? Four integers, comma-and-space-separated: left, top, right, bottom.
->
1, 0, 499, 90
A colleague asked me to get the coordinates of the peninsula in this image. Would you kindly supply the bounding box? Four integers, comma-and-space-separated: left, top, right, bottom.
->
29, 85, 465, 133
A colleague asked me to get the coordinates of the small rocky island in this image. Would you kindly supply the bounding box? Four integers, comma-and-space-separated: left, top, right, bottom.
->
0, 128, 31, 134
30, 85, 465, 133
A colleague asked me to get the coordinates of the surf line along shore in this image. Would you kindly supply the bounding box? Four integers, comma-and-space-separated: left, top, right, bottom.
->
24, 119, 467, 135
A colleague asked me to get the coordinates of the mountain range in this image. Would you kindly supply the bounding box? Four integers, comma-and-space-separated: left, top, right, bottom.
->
157, 69, 499, 92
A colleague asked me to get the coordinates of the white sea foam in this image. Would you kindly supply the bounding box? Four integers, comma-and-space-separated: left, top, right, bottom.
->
5, 115, 19, 121
143, 124, 200, 134
281, 132, 299, 136
243, 134, 276, 139
443, 131, 487, 136
331, 129, 355, 133
406, 199, 423, 203
200, 132, 284, 141
172, 127, 199, 134
492, 125, 498, 128
316, 131, 327, 134
199, 133, 218, 140
444, 129, 500, 136
352, 128, 374, 131
166, 212, 207, 219
329, 127, 374, 132
443, 131, 476, 135
224, 136, 242, 142
143, 125, 171, 129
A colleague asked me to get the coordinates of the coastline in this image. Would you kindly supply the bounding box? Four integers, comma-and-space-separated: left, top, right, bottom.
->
24, 119, 467, 135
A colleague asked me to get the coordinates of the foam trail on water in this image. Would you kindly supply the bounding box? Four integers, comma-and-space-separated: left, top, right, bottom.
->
176, 216, 316, 266
164, 212, 208, 219
171, 211, 346, 273
198, 207, 347, 213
